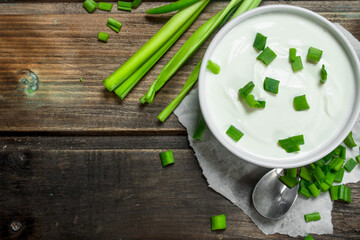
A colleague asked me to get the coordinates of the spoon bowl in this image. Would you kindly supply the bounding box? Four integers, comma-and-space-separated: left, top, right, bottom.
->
252, 169, 298, 219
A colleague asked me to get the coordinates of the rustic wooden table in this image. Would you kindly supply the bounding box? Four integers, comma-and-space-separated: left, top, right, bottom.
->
1, 0, 359, 239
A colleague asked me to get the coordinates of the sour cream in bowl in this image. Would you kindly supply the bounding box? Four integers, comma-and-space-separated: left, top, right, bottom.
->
198, 5, 360, 168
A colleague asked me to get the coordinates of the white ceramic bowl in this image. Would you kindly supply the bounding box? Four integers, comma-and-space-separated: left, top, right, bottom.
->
199, 5, 360, 168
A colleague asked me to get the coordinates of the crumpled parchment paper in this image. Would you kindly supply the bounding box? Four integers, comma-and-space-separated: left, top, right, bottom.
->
174, 23, 360, 237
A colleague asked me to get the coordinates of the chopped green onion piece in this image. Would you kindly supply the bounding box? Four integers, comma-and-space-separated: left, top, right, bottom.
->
99, 2, 113, 11
206, 60, 220, 74
339, 185, 351, 203
132, 0, 142, 8
238, 81, 265, 109
263, 77, 280, 94
226, 125, 244, 142
324, 151, 335, 163
118, 1, 132, 11
300, 179, 311, 188
239, 81, 255, 98
257, 47, 277, 65
304, 212, 321, 222
307, 47, 323, 63
356, 155, 360, 163
291, 134, 305, 145
334, 168, 345, 183
211, 214, 226, 230
328, 157, 345, 172
321, 165, 331, 174
318, 181, 331, 192
243, 94, 266, 108
314, 158, 326, 167
333, 145, 342, 156
107, 17, 122, 33
98, 32, 109, 42
304, 234, 315, 240
80, 78, 83, 82
278, 135, 304, 153
300, 166, 312, 182
344, 158, 357, 172
344, 131, 357, 148
293, 94, 310, 111
308, 183, 320, 197
289, 48, 296, 62
340, 146, 346, 159
324, 172, 336, 186
308, 163, 316, 170
330, 185, 339, 201
159, 150, 174, 167
83, 0, 98, 13
286, 168, 298, 178
253, 33, 267, 51
279, 175, 299, 189
107, 24, 120, 33
313, 166, 325, 182
193, 117, 207, 141
146, 0, 200, 14
291, 56, 303, 72
298, 186, 311, 198
320, 64, 327, 84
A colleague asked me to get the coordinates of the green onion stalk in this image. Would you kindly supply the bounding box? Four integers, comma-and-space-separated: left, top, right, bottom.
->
157, 0, 263, 122
102, 0, 210, 92
114, 4, 207, 100
140, 0, 245, 104
146, 0, 201, 14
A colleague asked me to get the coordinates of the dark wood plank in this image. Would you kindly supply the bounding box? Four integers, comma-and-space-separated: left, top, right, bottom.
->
1, 1, 360, 15
0, 1, 359, 132
1, 136, 360, 239
1, 1, 360, 239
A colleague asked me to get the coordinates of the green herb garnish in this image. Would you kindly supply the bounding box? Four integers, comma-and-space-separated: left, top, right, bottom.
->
278, 135, 304, 153
289, 48, 296, 62
344, 158, 357, 172
211, 214, 226, 230
263, 77, 279, 94
320, 64, 327, 84
291, 56, 303, 72
193, 116, 207, 141
118, 1, 132, 11
99, 2, 113, 11
83, 0, 97, 13
307, 46, 323, 63
304, 212, 321, 222
293, 95, 310, 111
146, 0, 200, 14
253, 33, 267, 51
344, 131, 357, 148
257, 47, 277, 65
206, 60, 220, 74
107, 18, 122, 33
98, 32, 109, 42
226, 125, 244, 142
159, 150, 175, 167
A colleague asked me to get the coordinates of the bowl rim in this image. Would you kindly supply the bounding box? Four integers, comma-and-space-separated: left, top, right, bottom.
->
198, 4, 360, 168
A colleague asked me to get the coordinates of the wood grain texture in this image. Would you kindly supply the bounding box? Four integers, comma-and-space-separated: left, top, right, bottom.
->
0, 0, 359, 132
1, 1, 360, 239
1, 136, 360, 239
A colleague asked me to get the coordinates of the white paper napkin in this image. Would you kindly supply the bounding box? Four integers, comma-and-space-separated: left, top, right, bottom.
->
174, 23, 360, 237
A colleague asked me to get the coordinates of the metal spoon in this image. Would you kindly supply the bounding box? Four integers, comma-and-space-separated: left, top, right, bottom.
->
252, 168, 298, 219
